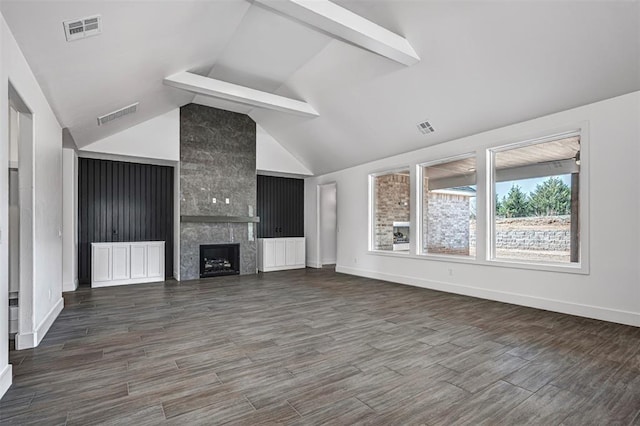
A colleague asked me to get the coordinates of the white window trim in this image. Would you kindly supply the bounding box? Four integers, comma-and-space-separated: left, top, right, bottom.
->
368, 167, 412, 254
366, 122, 589, 276
486, 128, 589, 274
416, 153, 477, 260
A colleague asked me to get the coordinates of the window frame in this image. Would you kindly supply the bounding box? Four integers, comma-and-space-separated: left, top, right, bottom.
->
368, 166, 412, 254
486, 129, 589, 274
367, 124, 589, 276
417, 153, 478, 260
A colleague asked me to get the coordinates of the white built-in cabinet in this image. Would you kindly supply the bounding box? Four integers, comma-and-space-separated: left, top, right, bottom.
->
257, 237, 305, 272
91, 241, 165, 288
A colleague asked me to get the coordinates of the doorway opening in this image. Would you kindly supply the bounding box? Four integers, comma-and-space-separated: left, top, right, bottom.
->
317, 183, 337, 269
8, 83, 34, 347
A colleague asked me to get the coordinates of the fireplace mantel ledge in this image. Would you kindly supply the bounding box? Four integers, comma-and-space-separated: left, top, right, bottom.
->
181, 215, 260, 223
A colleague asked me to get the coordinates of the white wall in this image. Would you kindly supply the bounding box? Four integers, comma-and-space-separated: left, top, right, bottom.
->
8, 169, 19, 295
256, 124, 312, 177
9, 105, 18, 165
319, 183, 337, 265
1, 11, 64, 388
62, 148, 77, 292
80, 109, 180, 162
305, 91, 640, 327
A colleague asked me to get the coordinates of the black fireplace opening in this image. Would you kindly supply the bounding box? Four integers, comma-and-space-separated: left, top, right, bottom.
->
200, 243, 240, 278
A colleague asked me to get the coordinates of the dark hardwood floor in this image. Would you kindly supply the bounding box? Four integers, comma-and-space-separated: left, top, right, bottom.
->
2, 268, 640, 425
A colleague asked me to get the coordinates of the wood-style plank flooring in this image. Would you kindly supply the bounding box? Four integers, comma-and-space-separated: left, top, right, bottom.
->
3, 268, 640, 425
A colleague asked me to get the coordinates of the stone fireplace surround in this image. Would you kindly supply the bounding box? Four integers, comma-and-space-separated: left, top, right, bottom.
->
179, 104, 257, 280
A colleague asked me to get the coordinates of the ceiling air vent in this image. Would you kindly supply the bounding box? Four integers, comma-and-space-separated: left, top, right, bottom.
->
63, 15, 102, 42
417, 120, 435, 135
97, 102, 139, 126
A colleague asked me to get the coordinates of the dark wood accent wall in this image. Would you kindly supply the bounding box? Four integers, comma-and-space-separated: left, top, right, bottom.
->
256, 175, 304, 238
78, 158, 174, 283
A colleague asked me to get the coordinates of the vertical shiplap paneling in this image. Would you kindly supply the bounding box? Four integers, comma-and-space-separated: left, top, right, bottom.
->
256, 175, 304, 238
78, 158, 174, 284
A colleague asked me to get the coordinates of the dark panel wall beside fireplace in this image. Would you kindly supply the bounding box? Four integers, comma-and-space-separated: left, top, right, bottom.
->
78, 158, 174, 283
257, 175, 304, 238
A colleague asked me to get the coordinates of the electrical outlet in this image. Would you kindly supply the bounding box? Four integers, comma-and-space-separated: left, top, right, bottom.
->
448, 268, 453, 276
225, 198, 230, 204
212, 198, 216, 204
354, 257, 358, 264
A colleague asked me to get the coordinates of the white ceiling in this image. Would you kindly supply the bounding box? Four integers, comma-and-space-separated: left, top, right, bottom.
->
2, 1, 639, 175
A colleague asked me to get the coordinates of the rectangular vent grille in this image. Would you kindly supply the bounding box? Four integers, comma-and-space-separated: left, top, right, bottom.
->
417, 120, 435, 135
97, 103, 139, 126
63, 15, 102, 42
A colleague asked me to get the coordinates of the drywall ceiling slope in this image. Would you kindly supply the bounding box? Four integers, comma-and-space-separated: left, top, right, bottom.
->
207, 4, 332, 93
191, 3, 332, 114
80, 109, 179, 162
254, 0, 640, 175
2, 1, 639, 175
0, 0, 252, 148
257, 124, 312, 177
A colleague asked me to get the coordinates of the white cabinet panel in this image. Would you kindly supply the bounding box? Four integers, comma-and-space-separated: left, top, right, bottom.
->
295, 239, 306, 265
91, 241, 164, 288
112, 245, 130, 280
130, 243, 147, 279
258, 238, 305, 272
275, 239, 286, 267
264, 239, 276, 268
92, 245, 112, 282
147, 243, 164, 278
285, 239, 297, 266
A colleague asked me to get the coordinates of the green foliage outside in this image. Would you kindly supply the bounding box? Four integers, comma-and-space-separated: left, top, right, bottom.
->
497, 177, 571, 218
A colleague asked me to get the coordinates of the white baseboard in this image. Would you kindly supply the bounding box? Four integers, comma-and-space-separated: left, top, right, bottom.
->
306, 260, 322, 268
0, 364, 12, 399
16, 298, 64, 350
36, 298, 64, 343
336, 265, 640, 327
259, 264, 306, 273
15, 332, 36, 350
92, 276, 164, 288
63, 278, 78, 292
321, 259, 337, 265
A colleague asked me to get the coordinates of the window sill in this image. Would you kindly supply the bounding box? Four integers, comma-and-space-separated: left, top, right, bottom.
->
367, 250, 589, 275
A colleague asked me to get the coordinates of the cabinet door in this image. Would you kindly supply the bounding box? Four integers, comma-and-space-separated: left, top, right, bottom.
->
274, 239, 286, 267
147, 242, 164, 278
130, 243, 147, 279
285, 239, 297, 266
295, 239, 306, 266
263, 239, 276, 268
112, 245, 130, 280
92, 245, 112, 283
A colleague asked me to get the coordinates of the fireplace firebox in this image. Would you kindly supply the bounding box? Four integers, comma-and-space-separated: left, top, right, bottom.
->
200, 243, 240, 278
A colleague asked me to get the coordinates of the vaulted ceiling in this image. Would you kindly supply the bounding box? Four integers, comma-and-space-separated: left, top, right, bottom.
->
2, 1, 639, 175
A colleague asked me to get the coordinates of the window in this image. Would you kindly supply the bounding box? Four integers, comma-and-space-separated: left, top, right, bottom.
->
490, 133, 581, 264
419, 155, 476, 257
370, 169, 411, 252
